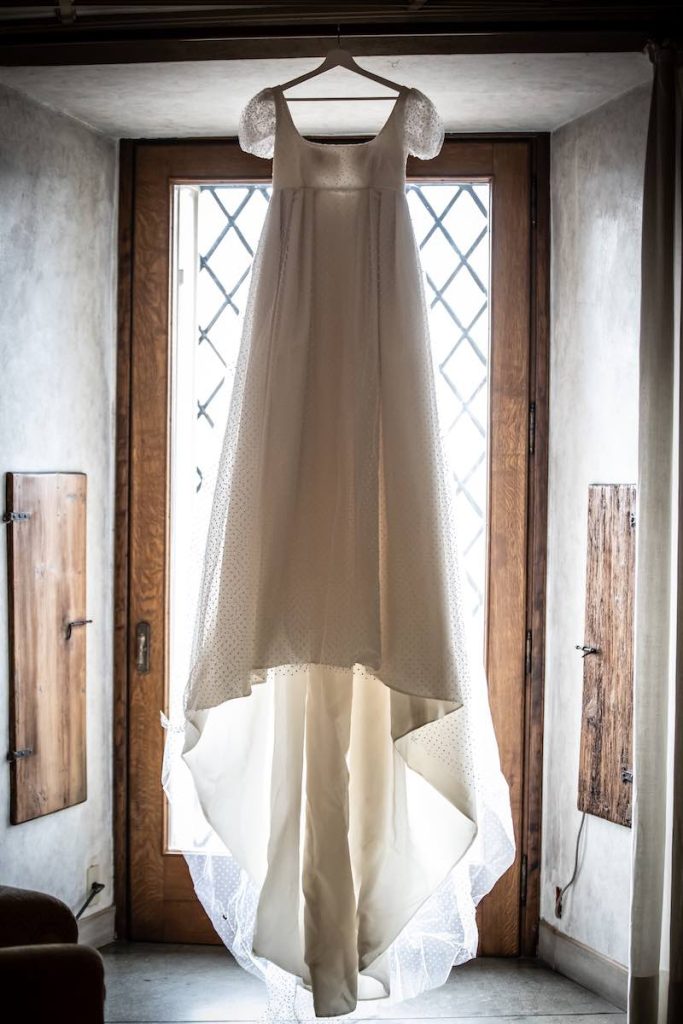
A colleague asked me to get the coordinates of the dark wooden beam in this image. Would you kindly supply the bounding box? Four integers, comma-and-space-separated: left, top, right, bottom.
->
0, 30, 662, 66
1, 0, 679, 68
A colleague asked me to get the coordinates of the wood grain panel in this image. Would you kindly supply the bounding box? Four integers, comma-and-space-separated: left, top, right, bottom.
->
577, 484, 635, 828
478, 142, 531, 955
114, 139, 135, 940
6, 472, 87, 824
128, 145, 173, 939
408, 140, 493, 180
163, 855, 219, 943
520, 135, 550, 957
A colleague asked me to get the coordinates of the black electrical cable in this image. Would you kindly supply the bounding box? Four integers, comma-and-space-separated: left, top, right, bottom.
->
76, 881, 105, 920
555, 811, 587, 918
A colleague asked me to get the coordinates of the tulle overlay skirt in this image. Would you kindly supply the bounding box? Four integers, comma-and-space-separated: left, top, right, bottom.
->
163, 184, 515, 1019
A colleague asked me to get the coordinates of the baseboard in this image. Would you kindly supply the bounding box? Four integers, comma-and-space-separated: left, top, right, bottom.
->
78, 903, 116, 948
538, 920, 628, 1010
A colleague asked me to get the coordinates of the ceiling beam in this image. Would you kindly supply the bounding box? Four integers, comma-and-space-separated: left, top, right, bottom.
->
0, 4, 677, 66
0, 30, 668, 67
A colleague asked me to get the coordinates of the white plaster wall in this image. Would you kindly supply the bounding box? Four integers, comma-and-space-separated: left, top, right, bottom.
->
543, 82, 651, 966
0, 52, 650, 138
0, 83, 118, 927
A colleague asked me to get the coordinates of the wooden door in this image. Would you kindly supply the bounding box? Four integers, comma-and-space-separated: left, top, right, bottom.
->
116, 138, 547, 955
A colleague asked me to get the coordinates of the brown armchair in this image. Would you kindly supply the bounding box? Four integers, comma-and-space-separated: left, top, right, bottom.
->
0, 884, 105, 1023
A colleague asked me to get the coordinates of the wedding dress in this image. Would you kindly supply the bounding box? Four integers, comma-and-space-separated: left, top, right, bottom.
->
163, 83, 515, 1020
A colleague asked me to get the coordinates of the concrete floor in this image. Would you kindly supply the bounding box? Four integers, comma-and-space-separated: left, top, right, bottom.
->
101, 944, 626, 1023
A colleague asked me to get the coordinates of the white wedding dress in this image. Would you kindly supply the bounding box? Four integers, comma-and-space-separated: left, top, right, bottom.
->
163, 83, 515, 1020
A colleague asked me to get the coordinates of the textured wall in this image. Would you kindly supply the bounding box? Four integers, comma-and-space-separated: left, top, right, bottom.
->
0, 53, 650, 138
543, 82, 650, 965
0, 84, 117, 927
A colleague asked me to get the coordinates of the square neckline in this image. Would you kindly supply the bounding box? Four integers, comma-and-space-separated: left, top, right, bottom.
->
274, 85, 410, 150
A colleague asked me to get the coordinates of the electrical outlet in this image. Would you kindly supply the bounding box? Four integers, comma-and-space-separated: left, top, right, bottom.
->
86, 864, 102, 908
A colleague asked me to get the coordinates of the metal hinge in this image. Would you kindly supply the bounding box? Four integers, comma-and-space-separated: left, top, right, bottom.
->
525, 630, 532, 675
531, 176, 537, 228
7, 747, 34, 762
528, 401, 536, 456
520, 853, 528, 905
2, 511, 31, 524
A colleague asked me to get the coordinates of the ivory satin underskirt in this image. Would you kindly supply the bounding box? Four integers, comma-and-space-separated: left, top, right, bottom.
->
163, 657, 514, 1019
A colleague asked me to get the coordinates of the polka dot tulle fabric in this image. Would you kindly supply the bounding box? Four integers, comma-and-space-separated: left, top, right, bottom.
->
163, 81, 515, 1020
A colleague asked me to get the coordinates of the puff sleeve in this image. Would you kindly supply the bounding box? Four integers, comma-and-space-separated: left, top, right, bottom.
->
238, 88, 277, 159
404, 88, 445, 160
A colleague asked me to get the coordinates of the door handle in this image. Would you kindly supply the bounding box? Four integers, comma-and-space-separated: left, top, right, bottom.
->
136, 621, 151, 674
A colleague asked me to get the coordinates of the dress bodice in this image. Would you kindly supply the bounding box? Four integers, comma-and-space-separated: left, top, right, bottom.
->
238, 84, 444, 191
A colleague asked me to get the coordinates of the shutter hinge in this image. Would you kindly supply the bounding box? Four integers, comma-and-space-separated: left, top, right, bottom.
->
2, 511, 31, 524
7, 746, 34, 762
531, 175, 537, 228
520, 853, 528, 905
525, 629, 532, 675
528, 401, 536, 456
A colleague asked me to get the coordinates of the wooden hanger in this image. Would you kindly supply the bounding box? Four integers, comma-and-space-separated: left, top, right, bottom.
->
277, 26, 405, 102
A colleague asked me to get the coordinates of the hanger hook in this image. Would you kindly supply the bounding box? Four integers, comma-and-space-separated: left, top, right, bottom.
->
337, 23, 342, 48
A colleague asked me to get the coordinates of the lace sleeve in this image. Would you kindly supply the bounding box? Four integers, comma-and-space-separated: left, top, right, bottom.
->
238, 88, 276, 159
404, 88, 444, 160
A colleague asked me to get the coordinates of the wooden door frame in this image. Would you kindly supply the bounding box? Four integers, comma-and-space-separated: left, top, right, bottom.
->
113, 133, 549, 955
